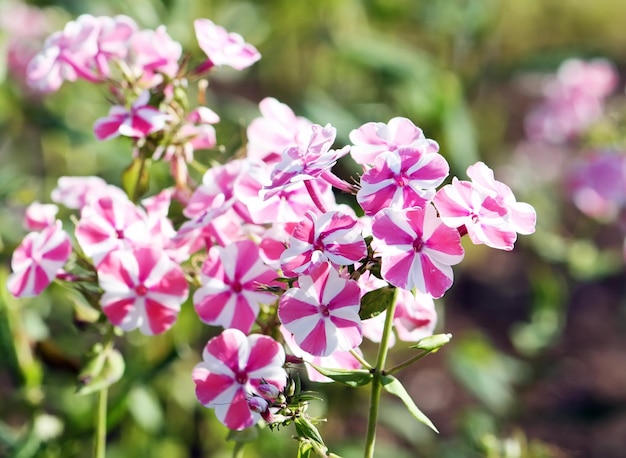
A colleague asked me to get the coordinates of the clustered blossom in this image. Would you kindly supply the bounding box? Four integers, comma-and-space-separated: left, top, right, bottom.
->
8, 13, 537, 434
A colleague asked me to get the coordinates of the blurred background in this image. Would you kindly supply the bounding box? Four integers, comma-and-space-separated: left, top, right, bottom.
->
1, 0, 626, 457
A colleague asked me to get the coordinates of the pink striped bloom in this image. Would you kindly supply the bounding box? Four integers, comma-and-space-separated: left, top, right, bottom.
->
357, 147, 449, 216
193, 240, 280, 333
349, 117, 439, 165
93, 90, 170, 141
278, 263, 362, 357
393, 288, 437, 342
433, 162, 536, 251
75, 193, 149, 265
192, 328, 286, 430
51, 175, 123, 210
246, 97, 313, 164
264, 124, 350, 196
97, 246, 188, 335
23, 202, 59, 231
7, 221, 72, 297
194, 19, 260, 72
371, 206, 464, 298
280, 211, 367, 277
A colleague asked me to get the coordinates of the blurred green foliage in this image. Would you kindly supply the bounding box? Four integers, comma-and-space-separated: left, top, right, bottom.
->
2, 0, 626, 457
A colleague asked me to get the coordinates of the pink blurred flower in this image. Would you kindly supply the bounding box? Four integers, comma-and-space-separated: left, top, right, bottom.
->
126, 25, 181, 85
193, 19, 260, 72
280, 211, 367, 277
525, 58, 619, 144
393, 288, 437, 342
357, 147, 449, 216
23, 202, 59, 231
50, 176, 121, 210
433, 162, 536, 250
371, 206, 464, 298
97, 246, 188, 335
567, 151, 626, 221
27, 14, 102, 92
192, 328, 286, 430
193, 240, 280, 333
92, 15, 138, 77
279, 263, 362, 356
94, 90, 170, 140
246, 97, 313, 164
349, 117, 440, 166
7, 221, 72, 297
75, 193, 149, 265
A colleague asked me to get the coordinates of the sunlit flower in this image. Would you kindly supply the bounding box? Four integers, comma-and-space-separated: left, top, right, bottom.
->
194, 19, 260, 72
279, 263, 362, 356
7, 221, 72, 297
371, 205, 464, 298
97, 246, 188, 335
192, 329, 286, 430
23, 202, 59, 231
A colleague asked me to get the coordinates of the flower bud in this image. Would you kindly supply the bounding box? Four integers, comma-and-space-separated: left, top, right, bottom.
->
257, 383, 281, 400
247, 396, 269, 414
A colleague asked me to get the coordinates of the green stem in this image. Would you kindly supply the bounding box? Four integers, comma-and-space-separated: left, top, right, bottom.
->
364, 288, 398, 458
385, 350, 431, 376
95, 387, 108, 458
350, 349, 372, 370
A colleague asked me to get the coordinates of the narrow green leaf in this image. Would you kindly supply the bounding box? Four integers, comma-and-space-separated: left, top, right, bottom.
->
381, 375, 438, 433
294, 417, 327, 454
297, 441, 314, 458
306, 364, 373, 387
359, 286, 395, 320
76, 348, 125, 396
121, 157, 151, 201
409, 333, 452, 352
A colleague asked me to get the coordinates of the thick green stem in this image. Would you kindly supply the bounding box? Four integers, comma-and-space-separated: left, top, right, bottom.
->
364, 288, 398, 458
95, 387, 108, 458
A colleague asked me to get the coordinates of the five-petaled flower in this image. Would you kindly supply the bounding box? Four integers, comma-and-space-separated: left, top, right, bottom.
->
97, 246, 189, 335
192, 328, 286, 430
279, 263, 362, 356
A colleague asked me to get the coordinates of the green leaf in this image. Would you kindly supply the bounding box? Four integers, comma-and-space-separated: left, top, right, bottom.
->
121, 157, 151, 202
306, 364, 373, 387
296, 441, 314, 458
381, 375, 438, 433
359, 286, 395, 320
294, 417, 327, 456
409, 333, 452, 352
76, 346, 125, 396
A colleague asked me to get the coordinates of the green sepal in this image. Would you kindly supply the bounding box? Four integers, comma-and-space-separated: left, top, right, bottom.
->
359, 286, 395, 320
306, 363, 373, 387
381, 374, 438, 433
409, 333, 452, 353
294, 417, 327, 456
121, 157, 151, 202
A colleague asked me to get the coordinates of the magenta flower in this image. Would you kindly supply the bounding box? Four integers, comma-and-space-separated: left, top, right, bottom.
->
50, 175, 122, 210
280, 211, 367, 277
193, 19, 260, 72
433, 162, 536, 251
97, 246, 188, 335
126, 25, 181, 84
75, 193, 149, 265
357, 147, 449, 216
193, 240, 280, 333
371, 206, 464, 298
92, 15, 137, 77
278, 263, 362, 357
349, 117, 439, 165
393, 288, 437, 342
246, 97, 313, 164
192, 329, 286, 430
7, 221, 72, 298
94, 90, 170, 141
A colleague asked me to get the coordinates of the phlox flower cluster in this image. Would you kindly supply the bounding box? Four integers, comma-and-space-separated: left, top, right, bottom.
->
8, 13, 536, 433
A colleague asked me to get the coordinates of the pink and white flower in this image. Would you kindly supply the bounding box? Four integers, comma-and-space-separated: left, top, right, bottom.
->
126, 25, 181, 84
371, 206, 464, 298
280, 211, 367, 277
433, 161, 536, 250
193, 19, 260, 72
357, 147, 449, 216
193, 240, 280, 333
7, 221, 72, 297
393, 288, 437, 342
93, 90, 170, 141
278, 263, 362, 357
50, 176, 122, 210
246, 97, 313, 164
192, 328, 286, 430
75, 193, 149, 265
97, 246, 188, 335
23, 202, 59, 231
92, 15, 138, 77
349, 117, 440, 166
